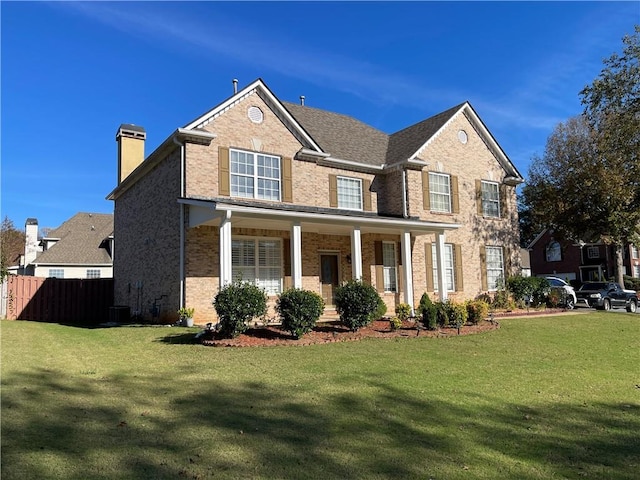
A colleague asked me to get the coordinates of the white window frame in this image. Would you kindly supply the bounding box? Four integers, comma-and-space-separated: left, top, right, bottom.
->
230, 148, 281, 201
429, 172, 451, 213
486, 246, 504, 291
86, 269, 101, 279
634, 264, 640, 278
432, 243, 455, 292
587, 246, 600, 259
631, 245, 639, 259
481, 181, 500, 218
48, 269, 64, 278
337, 176, 363, 210
232, 237, 282, 295
382, 241, 397, 293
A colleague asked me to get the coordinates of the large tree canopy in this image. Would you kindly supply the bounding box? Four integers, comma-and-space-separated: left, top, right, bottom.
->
521, 27, 640, 284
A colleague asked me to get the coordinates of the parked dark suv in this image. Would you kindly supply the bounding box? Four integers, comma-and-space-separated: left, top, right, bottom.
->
575, 282, 638, 312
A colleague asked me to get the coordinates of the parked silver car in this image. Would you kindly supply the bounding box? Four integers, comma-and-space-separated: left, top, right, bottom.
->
545, 276, 577, 309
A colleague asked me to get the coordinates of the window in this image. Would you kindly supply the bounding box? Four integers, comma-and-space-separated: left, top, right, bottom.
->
382, 242, 397, 292
232, 238, 282, 295
432, 243, 455, 291
337, 176, 363, 210
587, 246, 600, 259
632, 245, 639, 259
485, 246, 504, 291
546, 241, 561, 262
634, 264, 640, 278
48, 269, 64, 278
86, 269, 101, 279
481, 181, 500, 218
429, 173, 451, 213
230, 149, 281, 201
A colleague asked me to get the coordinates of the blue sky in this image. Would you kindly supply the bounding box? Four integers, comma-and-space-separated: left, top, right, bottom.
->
2, 1, 638, 232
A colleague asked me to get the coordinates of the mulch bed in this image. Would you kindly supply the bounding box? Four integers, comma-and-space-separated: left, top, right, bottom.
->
200, 318, 500, 348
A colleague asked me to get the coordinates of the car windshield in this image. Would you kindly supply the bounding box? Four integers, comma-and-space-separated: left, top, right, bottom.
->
579, 282, 607, 291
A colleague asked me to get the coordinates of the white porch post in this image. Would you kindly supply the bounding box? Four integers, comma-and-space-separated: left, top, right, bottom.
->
435, 230, 447, 301
219, 211, 232, 287
401, 230, 414, 315
291, 222, 302, 289
351, 226, 362, 280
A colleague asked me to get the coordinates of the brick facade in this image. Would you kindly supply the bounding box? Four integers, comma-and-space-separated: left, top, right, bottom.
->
111, 80, 522, 325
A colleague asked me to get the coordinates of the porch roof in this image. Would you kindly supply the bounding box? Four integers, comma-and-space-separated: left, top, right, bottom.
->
180, 197, 460, 236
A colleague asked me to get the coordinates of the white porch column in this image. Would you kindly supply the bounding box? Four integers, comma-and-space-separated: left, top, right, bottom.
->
435, 230, 448, 301
351, 226, 362, 280
401, 230, 414, 315
219, 211, 232, 287
291, 222, 302, 289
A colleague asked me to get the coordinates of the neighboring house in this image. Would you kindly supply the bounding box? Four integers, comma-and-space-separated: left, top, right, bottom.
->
519, 248, 531, 277
528, 229, 640, 284
108, 78, 524, 324
18, 213, 114, 279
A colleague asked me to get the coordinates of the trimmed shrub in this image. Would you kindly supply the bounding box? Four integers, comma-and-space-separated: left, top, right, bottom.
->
395, 303, 411, 321
334, 279, 382, 331
213, 281, 267, 338
435, 301, 449, 327
374, 296, 388, 320
491, 288, 517, 311
389, 316, 402, 331
417, 293, 437, 330
466, 299, 489, 325
446, 300, 468, 327
276, 288, 325, 339
623, 275, 640, 292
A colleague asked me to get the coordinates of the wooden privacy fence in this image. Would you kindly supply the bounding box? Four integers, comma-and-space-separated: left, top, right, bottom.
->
5, 276, 114, 325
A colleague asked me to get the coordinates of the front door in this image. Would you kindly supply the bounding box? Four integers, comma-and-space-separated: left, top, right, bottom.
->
320, 254, 339, 306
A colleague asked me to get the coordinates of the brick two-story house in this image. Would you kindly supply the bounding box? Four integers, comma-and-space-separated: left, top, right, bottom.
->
108, 78, 524, 324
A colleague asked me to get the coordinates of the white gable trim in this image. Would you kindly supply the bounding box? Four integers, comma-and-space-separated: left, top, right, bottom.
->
182, 78, 323, 152
410, 102, 523, 182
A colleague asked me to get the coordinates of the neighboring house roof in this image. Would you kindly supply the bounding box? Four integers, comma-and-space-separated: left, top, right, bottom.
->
32, 212, 114, 266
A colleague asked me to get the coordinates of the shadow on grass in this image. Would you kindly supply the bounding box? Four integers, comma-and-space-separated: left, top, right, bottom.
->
2, 368, 639, 479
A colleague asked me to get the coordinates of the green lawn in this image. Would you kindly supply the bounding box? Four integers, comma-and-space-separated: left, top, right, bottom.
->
1, 313, 639, 479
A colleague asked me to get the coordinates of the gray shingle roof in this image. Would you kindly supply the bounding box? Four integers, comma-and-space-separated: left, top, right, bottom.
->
282, 101, 466, 167
282, 102, 390, 166
33, 212, 113, 265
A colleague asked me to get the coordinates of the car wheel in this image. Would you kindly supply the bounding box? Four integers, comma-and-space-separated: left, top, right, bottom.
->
565, 297, 575, 310
627, 299, 638, 313
603, 299, 611, 311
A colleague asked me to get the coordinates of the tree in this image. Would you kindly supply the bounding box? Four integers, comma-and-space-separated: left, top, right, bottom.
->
1, 217, 25, 280
522, 28, 640, 285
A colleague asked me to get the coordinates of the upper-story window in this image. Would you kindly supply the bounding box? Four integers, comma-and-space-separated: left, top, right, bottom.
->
337, 176, 363, 210
481, 181, 500, 218
546, 241, 561, 262
429, 172, 451, 213
587, 246, 600, 259
632, 245, 639, 259
230, 149, 281, 201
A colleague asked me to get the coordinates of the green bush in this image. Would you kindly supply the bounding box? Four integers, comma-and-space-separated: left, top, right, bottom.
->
417, 293, 437, 330
491, 288, 517, 311
435, 301, 449, 327
466, 299, 489, 325
213, 281, 267, 338
389, 316, 402, 331
623, 275, 640, 291
276, 288, 325, 339
374, 296, 388, 320
395, 303, 411, 321
334, 279, 382, 331
446, 300, 468, 327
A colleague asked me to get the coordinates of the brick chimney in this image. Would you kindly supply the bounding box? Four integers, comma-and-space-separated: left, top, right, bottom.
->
116, 124, 146, 184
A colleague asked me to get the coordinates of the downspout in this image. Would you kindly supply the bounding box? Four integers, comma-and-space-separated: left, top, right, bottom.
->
173, 134, 186, 310
402, 168, 408, 218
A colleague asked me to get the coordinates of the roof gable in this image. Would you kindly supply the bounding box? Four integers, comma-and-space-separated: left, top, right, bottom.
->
33, 212, 113, 266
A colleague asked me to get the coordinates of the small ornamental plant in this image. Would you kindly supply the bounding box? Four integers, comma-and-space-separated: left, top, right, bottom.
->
177, 307, 194, 319
417, 293, 437, 330
389, 316, 402, 331
276, 288, 325, 339
334, 279, 382, 332
466, 299, 489, 325
395, 303, 411, 321
213, 281, 267, 339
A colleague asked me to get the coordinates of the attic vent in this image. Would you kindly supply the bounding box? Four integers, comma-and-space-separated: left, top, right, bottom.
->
458, 130, 468, 144
248, 106, 264, 124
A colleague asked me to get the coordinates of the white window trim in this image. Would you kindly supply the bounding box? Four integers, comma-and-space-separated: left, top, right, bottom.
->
432, 243, 455, 292
231, 236, 283, 295
481, 180, 500, 218
230, 148, 281, 201
429, 172, 452, 213
486, 246, 504, 292
382, 241, 397, 293
631, 245, 639, 259
48, 268, 64, 279
337, 176, 363, 211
